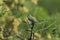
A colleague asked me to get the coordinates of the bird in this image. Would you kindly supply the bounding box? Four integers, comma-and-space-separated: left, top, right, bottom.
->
27, 14, 38, 23
27, 14, 38, 28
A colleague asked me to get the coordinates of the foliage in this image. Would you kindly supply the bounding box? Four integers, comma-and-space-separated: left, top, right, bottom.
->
0, 0, 60, 40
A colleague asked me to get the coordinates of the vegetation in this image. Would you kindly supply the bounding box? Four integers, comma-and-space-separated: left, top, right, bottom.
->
0, 0, 60, 40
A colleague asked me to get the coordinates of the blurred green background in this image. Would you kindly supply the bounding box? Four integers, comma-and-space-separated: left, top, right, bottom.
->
0, 0, 60, 40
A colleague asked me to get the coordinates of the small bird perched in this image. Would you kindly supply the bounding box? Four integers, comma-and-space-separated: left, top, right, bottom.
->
27, 14, 38, 23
